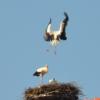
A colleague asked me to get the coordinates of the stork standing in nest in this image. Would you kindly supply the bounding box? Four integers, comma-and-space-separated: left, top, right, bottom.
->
44, 12, 69, 54
33, 64, 48, 85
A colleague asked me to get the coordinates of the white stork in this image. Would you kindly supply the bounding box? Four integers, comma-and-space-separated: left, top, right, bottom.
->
44, 12, 69, 46
33, 64, 48, 84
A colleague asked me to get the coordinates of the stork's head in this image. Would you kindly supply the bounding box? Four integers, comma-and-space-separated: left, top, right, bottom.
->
45, 64, 48, 67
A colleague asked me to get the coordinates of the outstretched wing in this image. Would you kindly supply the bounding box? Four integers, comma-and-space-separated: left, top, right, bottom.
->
44, 19, 53, 41
59, 12, 69, 40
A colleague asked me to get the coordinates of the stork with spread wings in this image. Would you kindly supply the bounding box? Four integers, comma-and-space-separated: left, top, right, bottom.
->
44, 12, 69, 54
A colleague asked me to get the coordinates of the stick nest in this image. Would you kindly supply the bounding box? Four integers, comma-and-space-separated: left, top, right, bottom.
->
24, 82, 83, 100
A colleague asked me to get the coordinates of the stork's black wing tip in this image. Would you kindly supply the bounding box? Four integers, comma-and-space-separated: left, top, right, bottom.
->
64, 12, 69, 21
33, 72, 40, 76
64, 12, 67, 15
49, 18, 51, 24
60, 35, 67, 40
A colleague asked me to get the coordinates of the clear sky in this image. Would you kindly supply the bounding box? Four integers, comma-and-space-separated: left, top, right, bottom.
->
0, 0, 100, 100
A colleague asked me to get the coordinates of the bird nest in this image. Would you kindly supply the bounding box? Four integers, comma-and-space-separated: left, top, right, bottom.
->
24, 82, 83, 100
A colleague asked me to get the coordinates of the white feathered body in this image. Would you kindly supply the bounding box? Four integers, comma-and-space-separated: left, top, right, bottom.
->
50, 31, 60, 46
33, 65, 48, 77
37, 65, 48, 75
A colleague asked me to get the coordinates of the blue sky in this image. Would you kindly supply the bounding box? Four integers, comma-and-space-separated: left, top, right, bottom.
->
0, 0, 100, 100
